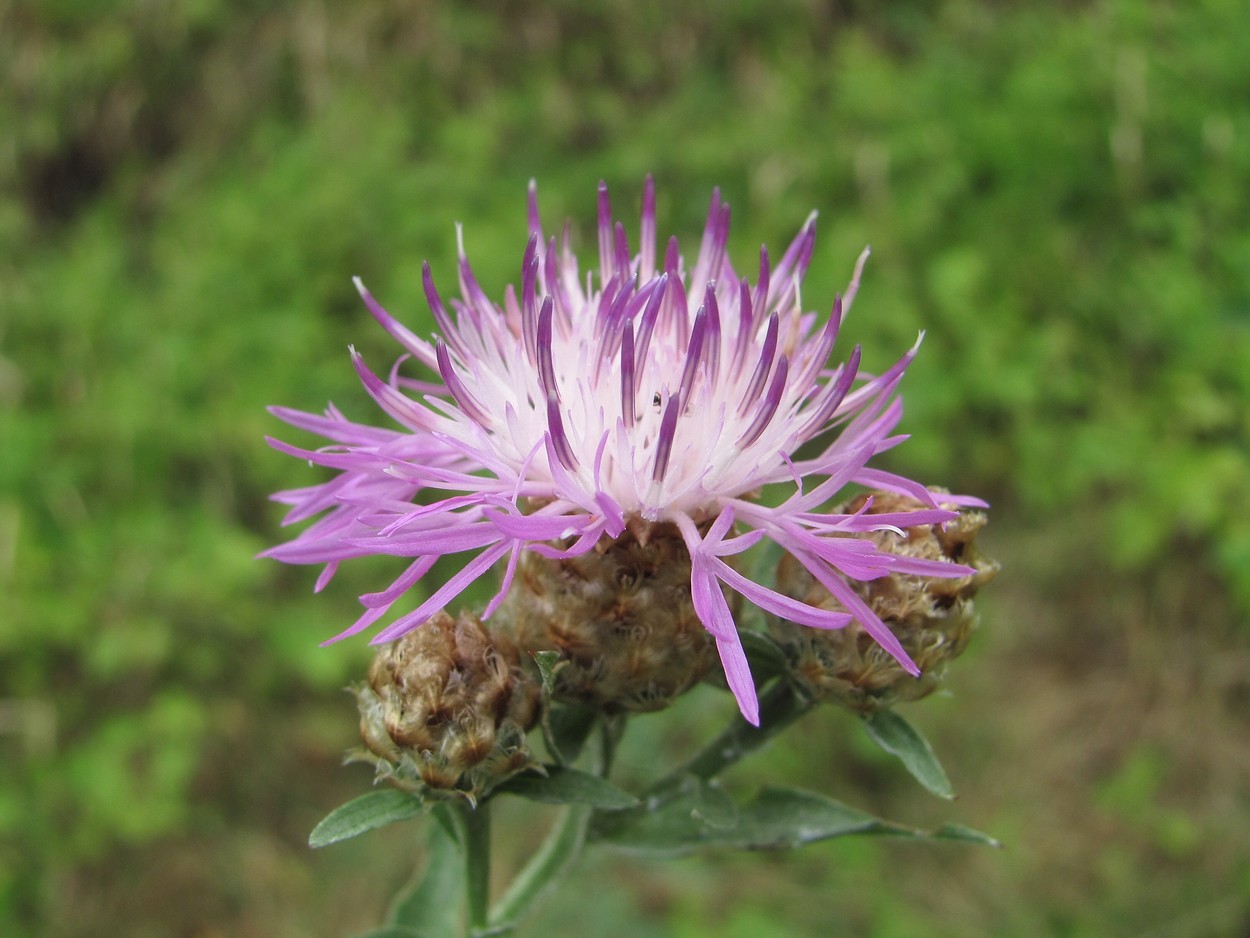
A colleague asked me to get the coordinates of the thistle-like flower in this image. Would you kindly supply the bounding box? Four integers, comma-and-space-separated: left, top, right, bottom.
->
264, 178, 986, 724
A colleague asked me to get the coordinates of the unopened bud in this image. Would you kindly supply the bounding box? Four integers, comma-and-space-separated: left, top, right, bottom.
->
357, 609, 541, 799
774, 492, 998, 711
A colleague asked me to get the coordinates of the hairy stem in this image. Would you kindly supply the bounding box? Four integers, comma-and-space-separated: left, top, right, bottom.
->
458, 801, 492, 935
487, 716, 620, 931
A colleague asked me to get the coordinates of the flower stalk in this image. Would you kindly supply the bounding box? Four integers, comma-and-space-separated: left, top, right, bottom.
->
458, 802, 492, 935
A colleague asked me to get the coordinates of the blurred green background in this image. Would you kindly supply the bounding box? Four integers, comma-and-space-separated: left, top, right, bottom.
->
2, 0, 1248, 935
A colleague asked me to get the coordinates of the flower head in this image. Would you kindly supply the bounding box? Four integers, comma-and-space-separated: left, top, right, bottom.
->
356, 609, 540, 800
264, 178, 986, 724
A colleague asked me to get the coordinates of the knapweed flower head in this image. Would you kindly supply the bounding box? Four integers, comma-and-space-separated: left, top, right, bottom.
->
356, 609, 540, 799
264, 178, 986, 725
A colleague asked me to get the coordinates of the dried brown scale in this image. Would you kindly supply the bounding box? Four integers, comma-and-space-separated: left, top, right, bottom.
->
773, 491, 998, 712
492, 521, 717, 713
355, 609, 541, 799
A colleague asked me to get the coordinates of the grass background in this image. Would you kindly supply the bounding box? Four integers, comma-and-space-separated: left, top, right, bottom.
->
2, 0, 1248, 934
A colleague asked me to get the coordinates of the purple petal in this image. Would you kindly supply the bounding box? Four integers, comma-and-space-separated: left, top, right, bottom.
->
791, 548, 920, 676
677, 305, 707, 410
435, 340, 491, 428
353, 278, 438, 369
314, 561, 339, 592
487, 511, 589, 541
597, 180, 613, 284
358, 555, 440, 608
536, 297, 559, 401
545, 396, 579, 472
738, 313, 779, 415
483, 543, 521, 619
526, 179, 544, 244
423, 262, 469, 360
351, 349, 437, 433
690, 561, 759, 725
347, 521, 502, 557
640, 174, 656, 280
712, 557, 853, 630
370, 541, 512, 644
853, 468, 941, 508
736, 355, 789, 449
620, 319, 637, 426
651, 396, 680, 483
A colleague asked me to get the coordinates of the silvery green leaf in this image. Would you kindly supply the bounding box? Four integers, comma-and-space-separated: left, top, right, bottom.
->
930, 823, 1002, 847
309, 789, 427, 848
543, 703, 597, 765
593, 782, 997, 855
496, 766, 639, 810
531, 650, 561, 695
863, 709, 955, 800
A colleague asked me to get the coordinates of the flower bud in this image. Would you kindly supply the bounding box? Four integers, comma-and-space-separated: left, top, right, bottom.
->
774, 492, 998, 711
356, 609, 541, 799
493, 520, 716, 713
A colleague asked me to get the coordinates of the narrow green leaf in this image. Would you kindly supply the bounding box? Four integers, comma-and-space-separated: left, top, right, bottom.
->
352, 928, 428, 938
309, 789, 427, 848
531, 650, 561, 695
388, 805, 465, 935
496, 766, 639, 810
593, 782, 996, 856
543, 703, 597, 765
931, 823, 1003, 848
593, 781, 873, 855
862, 709, 955, 800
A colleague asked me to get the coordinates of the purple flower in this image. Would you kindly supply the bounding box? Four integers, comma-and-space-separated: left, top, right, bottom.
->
264, 178, 986, 724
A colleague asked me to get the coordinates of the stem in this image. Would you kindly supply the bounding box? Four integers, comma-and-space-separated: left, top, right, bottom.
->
459, 801, 492, 935
599, 713, 627, 776
487, 716, 621, 931
489, 802, 591, 928
648, 680, 810, 793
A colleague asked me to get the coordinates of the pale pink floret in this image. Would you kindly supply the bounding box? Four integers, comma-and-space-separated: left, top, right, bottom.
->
264, 178, 986, 724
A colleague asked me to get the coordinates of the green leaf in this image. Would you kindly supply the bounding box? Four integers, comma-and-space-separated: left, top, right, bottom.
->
309, 789, 427, 848
351, 928, 429, 938
495, 766, 639, 810
543, 703, 597, 766
593, 782, 995, 856
531, 650, 561, 695
388, 805, 465, 936
862, 709, 955, 800
930, 823, 1003, 848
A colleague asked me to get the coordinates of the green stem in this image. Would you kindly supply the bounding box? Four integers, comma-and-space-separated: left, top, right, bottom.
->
459, 801, 492, 935
599, 713, 627, 776
489, 802, 591, 929
648, 680, 810, 793
487, 716, 620, 931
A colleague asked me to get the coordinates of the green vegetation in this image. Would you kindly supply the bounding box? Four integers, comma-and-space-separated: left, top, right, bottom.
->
2, 0, 1247, 934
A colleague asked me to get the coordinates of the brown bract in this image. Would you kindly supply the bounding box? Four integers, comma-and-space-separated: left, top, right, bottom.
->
775, 492, 999, 712
494, 522, 717, 712
357, 610, 541, 798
